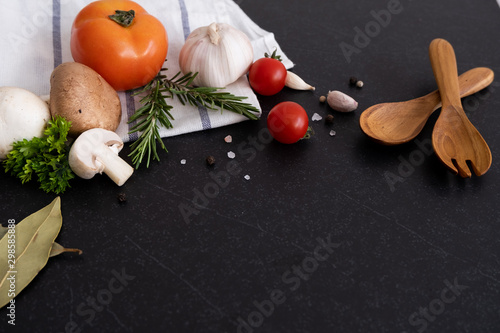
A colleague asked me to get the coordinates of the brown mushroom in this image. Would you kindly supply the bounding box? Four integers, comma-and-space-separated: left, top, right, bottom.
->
49, 62, 122, 137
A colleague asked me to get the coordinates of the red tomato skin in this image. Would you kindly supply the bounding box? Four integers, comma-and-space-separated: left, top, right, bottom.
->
248, 58, 287, 96
267, 102, 309, 144
70, 0, 168, 91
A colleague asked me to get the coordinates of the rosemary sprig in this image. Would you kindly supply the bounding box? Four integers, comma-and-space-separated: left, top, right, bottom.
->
164, 72, 261, 120
128, 77, 174, 169
128, 70, 260, 169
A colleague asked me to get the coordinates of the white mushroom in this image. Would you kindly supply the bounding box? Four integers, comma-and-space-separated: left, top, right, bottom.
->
0, 87, 51, 160
69, 128, 133, 186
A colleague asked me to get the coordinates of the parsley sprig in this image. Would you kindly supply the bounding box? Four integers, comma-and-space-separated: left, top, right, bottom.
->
3, 116, 74, 194
128, 70, 260, 169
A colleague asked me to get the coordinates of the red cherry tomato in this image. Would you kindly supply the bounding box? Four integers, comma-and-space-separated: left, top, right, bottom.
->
248, 57, 287, 96
267, 102, 310, 144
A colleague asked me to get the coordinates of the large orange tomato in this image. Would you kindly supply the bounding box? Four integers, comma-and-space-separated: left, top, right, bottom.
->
70, 0, 168, 91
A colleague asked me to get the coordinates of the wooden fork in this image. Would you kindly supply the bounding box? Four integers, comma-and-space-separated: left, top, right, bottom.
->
429, 38, 492, 177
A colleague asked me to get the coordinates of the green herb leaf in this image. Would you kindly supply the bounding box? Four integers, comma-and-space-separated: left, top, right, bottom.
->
0, 197, 63, 308
128, 69, 261, 169
128, 78, 173, 169
3, 116, 74, 194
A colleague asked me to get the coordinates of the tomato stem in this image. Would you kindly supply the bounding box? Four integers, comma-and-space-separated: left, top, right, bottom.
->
108, 9, 135, 28
264, 49, 282, 62
302, 126, 314, 140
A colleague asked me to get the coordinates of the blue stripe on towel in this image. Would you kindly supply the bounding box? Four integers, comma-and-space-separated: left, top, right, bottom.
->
126, 92, 138, 142
178, 0, 212, 130
52, 0, 62, 68
197, 103, 211, 129
178, 0, 191, 40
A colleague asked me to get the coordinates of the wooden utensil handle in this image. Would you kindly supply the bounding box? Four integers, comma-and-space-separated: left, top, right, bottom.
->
457, 67, 494, 97
429, 38, 462, 108
430, 67, 495, 112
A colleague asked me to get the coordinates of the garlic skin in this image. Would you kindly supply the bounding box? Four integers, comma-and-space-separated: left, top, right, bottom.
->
285, 71, 315, 91
179, 22, 254, 87
327, 90, 358, 112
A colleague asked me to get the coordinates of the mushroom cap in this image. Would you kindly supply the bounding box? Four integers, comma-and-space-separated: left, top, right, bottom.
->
0, 87, 51, 160
49, 62, 122, 137
68, 128, 123, 179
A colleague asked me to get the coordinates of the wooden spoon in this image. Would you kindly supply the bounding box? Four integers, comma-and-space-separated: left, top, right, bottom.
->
359, 67, 494, 145
429, 38, 492, 177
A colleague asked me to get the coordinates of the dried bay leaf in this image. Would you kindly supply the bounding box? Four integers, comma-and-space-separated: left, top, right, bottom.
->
1, 227, 81, 258
0, 197, 63, 308
0, 225, 7, 239
49, 242, 82, 257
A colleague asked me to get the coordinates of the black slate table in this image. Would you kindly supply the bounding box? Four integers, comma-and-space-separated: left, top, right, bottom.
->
1, 0, 500, 332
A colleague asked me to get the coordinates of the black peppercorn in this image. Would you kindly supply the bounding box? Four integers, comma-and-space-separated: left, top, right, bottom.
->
117, 192, 127, 203
206, 156, 216, 166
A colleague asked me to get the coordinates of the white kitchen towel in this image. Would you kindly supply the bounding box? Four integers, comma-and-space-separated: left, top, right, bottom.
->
0, 0, 293, 143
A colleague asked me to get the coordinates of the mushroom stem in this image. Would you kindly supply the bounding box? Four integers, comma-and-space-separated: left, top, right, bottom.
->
94, 145, 134, 186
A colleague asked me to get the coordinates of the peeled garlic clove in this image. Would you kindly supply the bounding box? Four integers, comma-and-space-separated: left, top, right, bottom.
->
327, 90, 358, 112
285, 71, 315, 91
179, 22, 254, 87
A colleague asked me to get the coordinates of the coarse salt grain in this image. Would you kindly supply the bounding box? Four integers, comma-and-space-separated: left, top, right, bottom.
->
329, 130, 336, 137
180, 159, 187, 164
244, 175, 251, 180
312, 113, 322, 121
227, 151, 236, 159
224, 135, 233, 143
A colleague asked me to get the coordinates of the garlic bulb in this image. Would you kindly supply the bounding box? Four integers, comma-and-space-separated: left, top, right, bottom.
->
179, 22, 254, 87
